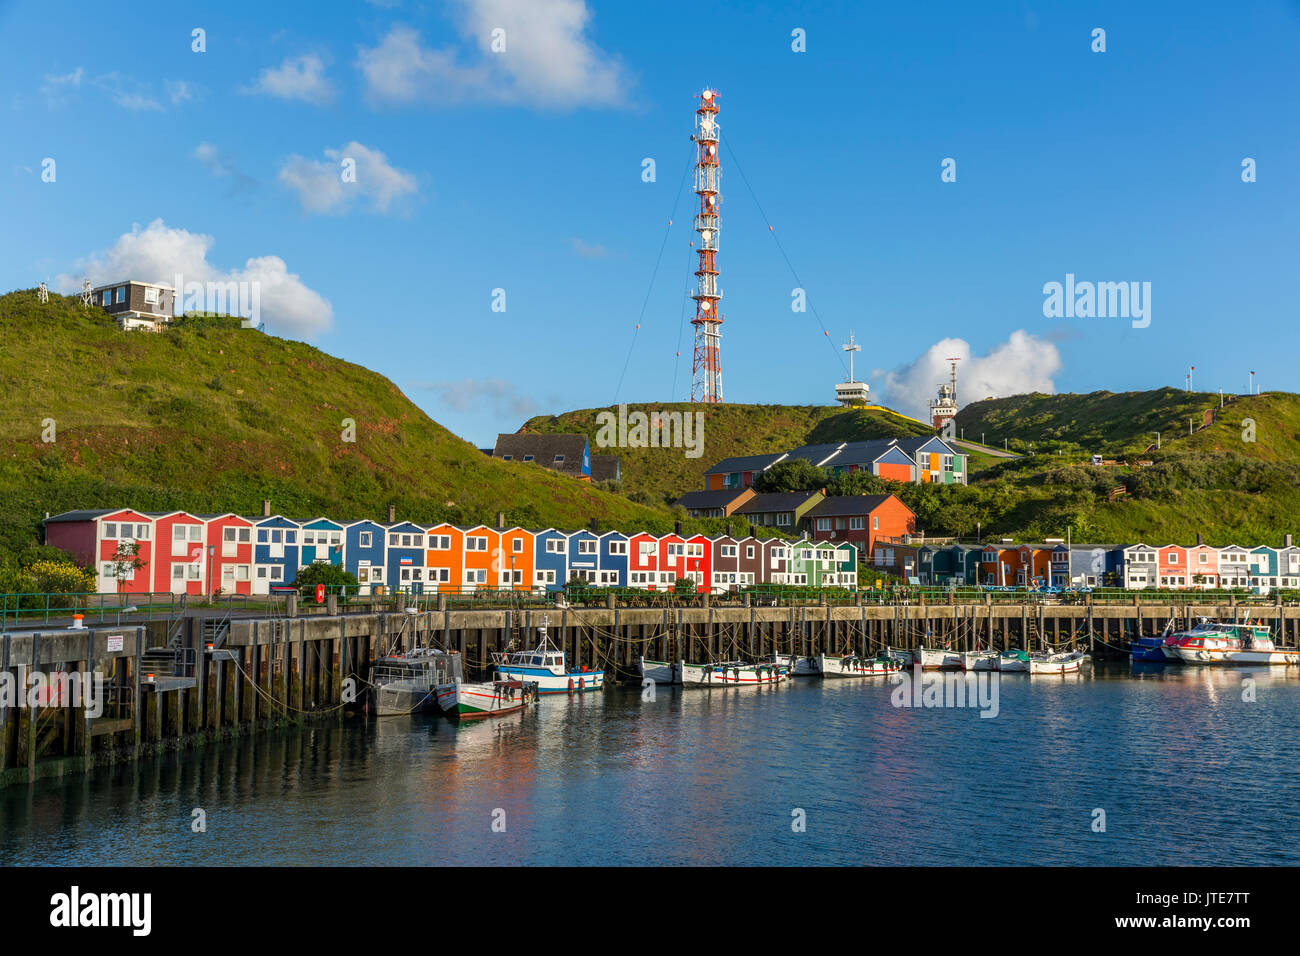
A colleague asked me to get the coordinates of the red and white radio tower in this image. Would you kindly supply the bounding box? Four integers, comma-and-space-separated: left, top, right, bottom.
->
690, 88, 723, 403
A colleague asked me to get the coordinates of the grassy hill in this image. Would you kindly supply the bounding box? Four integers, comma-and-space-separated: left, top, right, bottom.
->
519, 403, 934, 503
0, 290, 720, 556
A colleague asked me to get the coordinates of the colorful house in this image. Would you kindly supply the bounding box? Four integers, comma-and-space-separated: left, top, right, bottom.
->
43, 509, 157, 594
1185, 544, 1220, 588
459, 525, 499, 591
1067, 545, 1123, 588
711, 535, 763, 591
1122, 544, 1158, 589
344, 519, 388, 594
628, 531, 671, 589
204, 513, 255, 596
422, 523, 462, 592
1249, 546, 1279, 592
1157, 545, 1189, 589
804, 493, 916, 559
1217, 546, 1251, 588
153, 511, 209, 595
299, 518, 345, 569
565, 529, 603, 584
734, 492, 825, 531
532, 529, 569, 591
497, 526, 534, 590
1277, 541, 1300, 589
762, 539, 791, 583
674, 488, 756, 519
597, 531, 630, 587
253, 516, 301, 594
386, 521, 431, 593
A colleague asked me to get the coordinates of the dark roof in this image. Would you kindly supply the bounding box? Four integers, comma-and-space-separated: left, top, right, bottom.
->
493, 433, 589, 474
806, 494, 898, 518
674, 489, 749, 510
734, 492, 823, 514
704, 452, 787, 475
591, 454, 620, 482
42, 509, 116, 523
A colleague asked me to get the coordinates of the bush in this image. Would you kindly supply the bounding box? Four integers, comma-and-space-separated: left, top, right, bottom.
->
26, 560, 95, 594
292, 563, 358, 589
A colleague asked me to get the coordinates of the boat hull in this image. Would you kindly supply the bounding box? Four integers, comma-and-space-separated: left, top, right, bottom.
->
818, 654, 903, 677
960, 651, 999, 671
1029, 652, 1086, 675
1130, 637, 1169, 663
681, 661, 789, 687
436, 680, 532, 720
997, 653, 1030, 673
494, 665, 604, 694
914, 647, 962, 670
1170, 647, 1300, 665
639, 658, 681, 684
374, 681, 438, 716
771, 653, 819, 676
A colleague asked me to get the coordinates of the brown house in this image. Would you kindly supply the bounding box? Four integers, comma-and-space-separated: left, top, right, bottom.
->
709, 534, 765, 591
674, 487, 755, 519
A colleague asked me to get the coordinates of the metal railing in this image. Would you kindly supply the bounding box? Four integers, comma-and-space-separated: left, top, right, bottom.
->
0, 592, 182, 628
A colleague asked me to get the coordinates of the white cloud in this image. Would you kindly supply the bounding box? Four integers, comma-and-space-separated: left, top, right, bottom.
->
414, 377, 538, 418
245, 53, 334, 104
40, 68, 84, 106
193, 142, 256, 193
278, 141, 417, 215
95, 72, 163, 111
55, 219, 332, 338
166, 79, 194, 105
356, 1, 627, 108
571, 238, 610, 258
871, 331, 1062, 419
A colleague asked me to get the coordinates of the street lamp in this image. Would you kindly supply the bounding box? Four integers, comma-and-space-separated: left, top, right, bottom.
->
206, 545, 215, 600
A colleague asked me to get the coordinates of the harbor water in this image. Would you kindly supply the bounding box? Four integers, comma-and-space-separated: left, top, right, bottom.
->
2, 662, 1297, 866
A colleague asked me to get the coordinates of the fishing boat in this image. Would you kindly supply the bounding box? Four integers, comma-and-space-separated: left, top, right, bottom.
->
997, 649, 1030, 672
914, 646, 962, 670
436, 678, 537, 721
1028, 650, 1087, 675
771, 653, 819, 675
639, 658, 681, 684
960, 649, 999, 671
371, 646, 463, 716
1131, 619, 1177, 662
680, 660, 790, 687
1163, 618, 1299, 665
492, 618, 605, 694
818, 652, 905, 677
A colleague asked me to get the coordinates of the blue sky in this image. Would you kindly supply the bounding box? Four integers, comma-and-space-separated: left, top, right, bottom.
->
3, 0, 1298, 446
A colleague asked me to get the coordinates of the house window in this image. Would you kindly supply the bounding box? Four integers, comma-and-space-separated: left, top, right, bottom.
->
546, 539, 564, 553
172, 565, 184, 580
138, 524, 150, 540
503, 455, 513, 461
187, 564, 200, 580
115, 287, 126, 304
849, 517, 864, 530
285, 531, 296, 544
360, 532, 372, 547
872, 516, 880, 530
578, 540, 597, 554
777, 513, 791, 526
943, 455, 954, 473
257, 567, 268, 579
523, 455, 534, 462
816, 518, 831, 532
609, 541, 627, 555
721, 545, 736, 557
746, 546, 754, 559
554, 455, 565, 463
513, 538, 523, 552
270, 567, 283, 580
466, 536, 488, 551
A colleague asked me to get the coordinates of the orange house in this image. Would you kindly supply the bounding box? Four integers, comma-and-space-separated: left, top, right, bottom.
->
460, 525, 500, 592
425, 523, 464, 593
496, 527, 534, 590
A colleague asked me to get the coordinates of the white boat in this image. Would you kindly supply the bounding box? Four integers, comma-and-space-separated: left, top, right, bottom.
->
914, 646, 962, 670
492, 618, 605, 694
435, 678, 537, 721
639, 658, 681, 684
1164, 618, 1299, 665
997, 649, 1031, 672
771, 653, 820, 675
680, 660, 790, 687
1029, 650, 1087, 675
960, 649, 999, 671
371, 646, 463, 716
818, 652, 905, 677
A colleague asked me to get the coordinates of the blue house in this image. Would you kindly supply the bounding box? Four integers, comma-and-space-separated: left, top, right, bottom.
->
598, 531, 630, 587
385, 521, 429, 594
252, 515, 301, 594
344, 519, 388, 594
300, 517, 345, 568
566, 529, 601, 584
532, 528, 569, 592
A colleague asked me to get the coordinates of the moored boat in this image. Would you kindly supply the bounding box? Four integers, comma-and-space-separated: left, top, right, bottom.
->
492, 618, 605, 694
1164, 618, 1299, 665
960, 649, 999, 671
371, 646, 463, 716
771, 653, 820, 676
680, 660, 790, 687
818, 652, 904, 677
914, 646, 962, 670
639, 658, 681, 684
1029, 650, 1087, 675
436, 678, 537, 721
997, 649, 1030, 672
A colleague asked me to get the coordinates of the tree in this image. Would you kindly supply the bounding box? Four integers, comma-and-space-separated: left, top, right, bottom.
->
673, 576, 698, 596
106, 541, 145, 593
752, 459, 829, 494
828, 470, 889, 497
293, 563, 358, 589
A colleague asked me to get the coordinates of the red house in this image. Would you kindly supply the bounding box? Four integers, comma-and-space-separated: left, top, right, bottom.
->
628, 531, 664, 589
205, 513, 255, 596
152, 511, 209, 595
804, 494, 916, 559
44, 509, 156, 593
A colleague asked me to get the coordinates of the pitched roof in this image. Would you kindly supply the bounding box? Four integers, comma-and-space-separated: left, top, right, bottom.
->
591, 454, 621, 482
493, 433, 589, 474
674, 489, 750, 511
734, 492, 823, 514
42, 509, 116, 523
806, 494, 897, 518
704, 452, 787, 475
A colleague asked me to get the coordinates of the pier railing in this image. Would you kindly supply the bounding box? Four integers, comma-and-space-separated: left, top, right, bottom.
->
0, 591, 182, 628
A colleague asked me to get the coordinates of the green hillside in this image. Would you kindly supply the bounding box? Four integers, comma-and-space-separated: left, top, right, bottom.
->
520, 402, 934, 503
0, 290, 720, 557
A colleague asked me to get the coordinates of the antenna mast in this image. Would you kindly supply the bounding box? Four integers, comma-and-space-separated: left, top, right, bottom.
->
690, 88, 723, 403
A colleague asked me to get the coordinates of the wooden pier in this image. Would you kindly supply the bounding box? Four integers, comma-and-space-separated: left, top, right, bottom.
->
3, 593, 1299, 788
